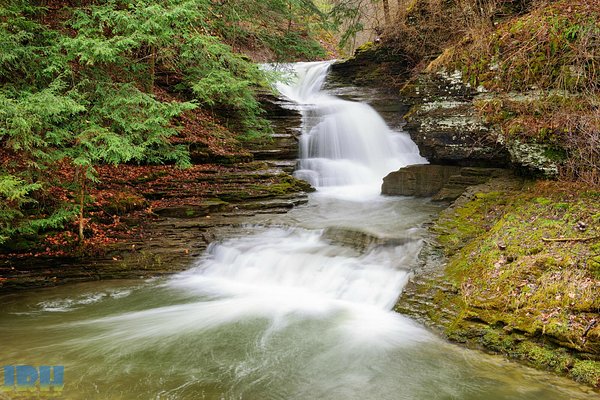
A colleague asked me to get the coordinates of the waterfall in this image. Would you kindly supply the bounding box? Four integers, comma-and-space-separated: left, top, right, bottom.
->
0, 63, 592, 400
75, 62, 431, 347
275, 61, 426, 196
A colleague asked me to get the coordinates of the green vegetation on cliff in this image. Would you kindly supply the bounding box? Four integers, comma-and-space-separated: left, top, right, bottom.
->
328, 0, 600, 389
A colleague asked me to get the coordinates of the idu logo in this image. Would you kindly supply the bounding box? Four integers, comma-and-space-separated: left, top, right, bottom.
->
2, 365, 64, 394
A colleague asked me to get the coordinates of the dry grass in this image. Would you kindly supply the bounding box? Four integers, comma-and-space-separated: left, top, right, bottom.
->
386, 0, 599, 186
449, 1, 599, 93
474, 93, 599, 185
383, 0, 515, 69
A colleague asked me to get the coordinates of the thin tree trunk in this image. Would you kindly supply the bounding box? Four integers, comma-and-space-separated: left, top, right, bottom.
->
148, 45, 156, 92
287, 2, 292, 33
78, 166, 87, 243
383, 0, 390, 24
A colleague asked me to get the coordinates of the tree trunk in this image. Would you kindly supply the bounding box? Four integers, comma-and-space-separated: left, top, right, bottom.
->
287, 2, 292, 33
78, 167, 87, 243
148, 45, 156, 92
383, 0, 391, 24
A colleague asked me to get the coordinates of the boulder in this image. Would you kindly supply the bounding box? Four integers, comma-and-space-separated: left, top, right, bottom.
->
382, 164, 510, 201
401, 72, 561, 177
381, 164, 461, 197
401, 72, 510, 167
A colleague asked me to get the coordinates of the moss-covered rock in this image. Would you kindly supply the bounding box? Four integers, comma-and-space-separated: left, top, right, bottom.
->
103, 191, 148, 215
330, 43, 412, 86
397, 178, 600, 389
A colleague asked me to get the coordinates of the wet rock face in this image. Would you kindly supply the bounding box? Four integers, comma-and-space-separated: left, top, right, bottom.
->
330, 49, 562, 178
401, 73, 510, 167
381, 164, 461, 198
248, 92, 302, 161
382, 164, 510, 201
321, 226, 417, 253
329, 43, 411, 86
506, 140, 560, 178
401, 72, 560, 177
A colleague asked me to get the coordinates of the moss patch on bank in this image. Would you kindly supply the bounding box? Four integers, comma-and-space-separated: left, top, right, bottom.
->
399, 179, 600, 388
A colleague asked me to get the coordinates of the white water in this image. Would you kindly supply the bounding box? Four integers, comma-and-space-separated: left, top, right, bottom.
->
0, 63, 594, 399
110, 61, 431, 351
276, 61, 426, 199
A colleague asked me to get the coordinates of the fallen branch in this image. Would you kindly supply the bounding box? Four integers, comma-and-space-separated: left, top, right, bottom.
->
542, 236, 600, 243
583, 319, 597, 338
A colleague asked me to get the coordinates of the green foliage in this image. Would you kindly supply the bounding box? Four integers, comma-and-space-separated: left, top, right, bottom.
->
0, 80, 83, 158
0, 174, 73, 244
179, 34, 269, 137
0, 3, 65, 87
328, 0, 364, 50
0, 0, 329, 247
210, 0, 327, 61
62, 81, 195, 170
0, 174, 40, 243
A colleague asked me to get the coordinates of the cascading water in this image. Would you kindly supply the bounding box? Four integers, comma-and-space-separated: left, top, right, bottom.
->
0, 63, 594, 400
275, 61, 426, 196
135, 61, 432, 331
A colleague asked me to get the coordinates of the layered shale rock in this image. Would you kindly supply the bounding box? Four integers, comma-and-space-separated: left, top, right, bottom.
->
382, 164, 510, 201
400, 72, 561, 178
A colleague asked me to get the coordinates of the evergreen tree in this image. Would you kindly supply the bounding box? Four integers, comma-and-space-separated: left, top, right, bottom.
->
0, 0, 328, 246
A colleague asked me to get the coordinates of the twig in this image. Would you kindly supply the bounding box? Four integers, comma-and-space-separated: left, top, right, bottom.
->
583, 319, 597, 338
542, 236, 600, 243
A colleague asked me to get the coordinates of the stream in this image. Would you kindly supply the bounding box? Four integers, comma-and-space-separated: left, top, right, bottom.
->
0, 62, 596, 399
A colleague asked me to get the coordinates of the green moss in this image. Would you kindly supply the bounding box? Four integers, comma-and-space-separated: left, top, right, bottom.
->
481, 328, 515, 353
424, 180, 600, 387
354, 41, 377, 55
570, 360, 600, 387
553, 202, 570, 211
589, 256, 600, 279
543, 147, 568, 162
103, 192, 147, 215
516, 342, 572, 373
535, 197, 552, 205
251, 174, 315, 196
435, 190, 506, 256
